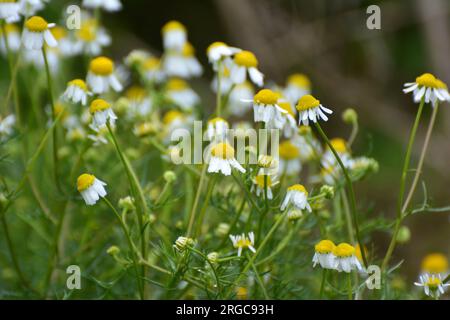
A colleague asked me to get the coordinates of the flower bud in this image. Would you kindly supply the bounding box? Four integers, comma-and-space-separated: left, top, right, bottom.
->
215, 223, 230, 237
107, 245, 120, 256
342, 108, 358, 124
288, 209, 303, 221
320, 185, 335, 199
164, 170, 177, 183
207, 252, 219, 264
174, 236, 195, 252
396, 226, 411, 244
118, 196, 135, 211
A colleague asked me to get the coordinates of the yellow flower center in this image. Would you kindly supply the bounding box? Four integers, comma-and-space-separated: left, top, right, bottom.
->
235, 238, 252, 248
68, 79, 88, 91
2, 23, 19, 34
222, 66, 230, 77
51, 26, 66, 40
287, 73, 311, 89
234, 50, 258, 68
143, 57, 160, 70
89, 56, 114, 76
207, 41, 227, 54
422, 253, 448, 274
0, 0, 18, 3
77, 174, 95, 191
162, 20, 186, 34
208, 117, 227, 125
163, 110, 183, 125
426, 277, 442, 288
253, 89, 279, 105
166, 78, 188, 91
436, 79, 448, 90
330, 138, 347, 153
315, 240, 336, 254
279, 141, 300, 160
182, 42, 195, 57
333, 243, 355, 258
255, 175, 272, 188
287, 184, 308, 195
25, 16, 49, 32
278, 101, 295, 117
296, 94, 320, 111
77, 20, 98, 42
355, 244, 368, 262
135, 123, 154, 136
236, 287, 248, 299
211, 142, 235, 159
126, 86, 146, 101
416, 73, 438, 88
89, 99, 111, 114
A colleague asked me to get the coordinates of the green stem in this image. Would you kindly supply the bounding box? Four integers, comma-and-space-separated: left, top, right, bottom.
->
248, 253, 269, 299
103, 198, 144, 299
341, 190, 355, 244
314, 122, 368, 268
347, 273, 353, 300
382, 98, 425, 271
319, 269, 327, 299
194, 175, 217, 237
215, 60, 222, 117
187, 164, 207, 237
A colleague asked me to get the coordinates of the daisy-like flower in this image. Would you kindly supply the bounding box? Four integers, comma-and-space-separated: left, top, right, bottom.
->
280, 184, 312, 213
77, 173, 107, 206
174, 236, 195, 252
0, 0, 20, 23
163, 42, 202, 78
296, 94, 333, 126
227, 81, 254, 117
421, 253, 448, 276
133, 122, 157, 138
162, 110, 192, 143
272, 101, 297, 137
89, 98, 117, 128
142, 56, 166, 83
283, 73, 311, 105
125, 86, 152, 117
87, 56, 123, 94
162, 20, 187, 51
207, 117, 229, 142
249, 89, 286, 124
278, 140, 301, 176
82, 0, 122, 12
403, 73, 449, 105
211, 65, 233, 94
414, 273, 449, 299
332, 243, 363, 273
50, 26, 78, 57
62, 79, 91, 106
229, 232, 256, 257
208, 142, 245, 176
321, 137, 351, 168
0, 114, 15, 139
124, 49, 151, 68
0, 23, 20, 54
229, 50, 264, 87
165, 78, 200, 111
19, 0, 48, 16
22, 16, 57, 50
312, 240, 336, 269
206, 41, 240, 69
74, 18, 111, 56
251, 174, 278, 199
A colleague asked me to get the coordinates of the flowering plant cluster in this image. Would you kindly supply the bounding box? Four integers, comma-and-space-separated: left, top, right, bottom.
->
0, 1, 448, 300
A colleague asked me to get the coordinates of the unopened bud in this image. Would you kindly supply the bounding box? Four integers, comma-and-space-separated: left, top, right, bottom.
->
342, 108, 358, 124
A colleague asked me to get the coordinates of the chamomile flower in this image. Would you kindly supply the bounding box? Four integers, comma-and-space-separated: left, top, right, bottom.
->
75, 18, 111, 56
296, 94, 333, 126
62, 79, 91, 106
22, 16, 57, 50
50, 26, 78, 56
134, 122, 156, 138
414, 273, 449, 298
208, 142, 245, 176
280, 184, 312, 213
321, 138, 351, 168
87, 56, 123, 94
19, 0, 48, 16
124, 49, 151, 69
77, 173, 107, 206
0, 0, 20, 23
228, 81, 254, 117
211, 65, 233, 94
403, 73, 449, 105
283, 73, 311, 105
23, 46, 59, 72
421, 253, 448, 276
207, 117, 229, 142
312, 240, 336, 269
143, 56, 166, 83
332, 243, 363, 273
251, 174, 278, 199
66, 126, 86, 142
291, 133, 320, 162
0, 114, 15, 139
0, 23, 20, 54
229, 232, 256, 257
174, 236, 195, 252
278, 140, 302, 176
249, 89, 287, 124
163, 42, 202, 78
125, 86, 152, 117
162, 110, 192, 143
206, 41, 240, 68
89, 98, 117, 128
229, 50, 264, 87
272, 101, 297, 137
165, 78, 200, 111
162, 20, 186, 51
82, 0, 122, 12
